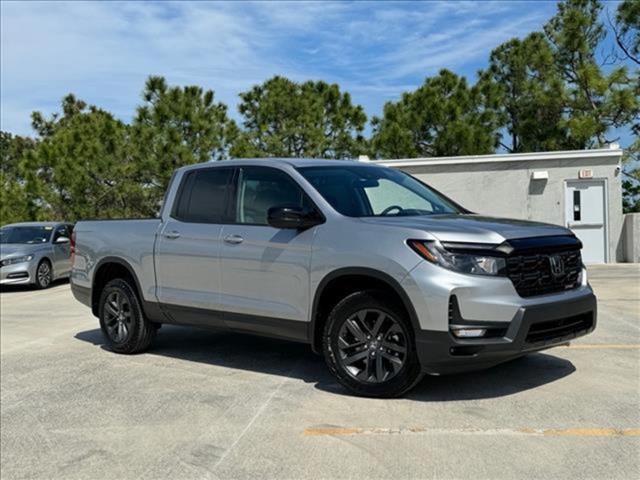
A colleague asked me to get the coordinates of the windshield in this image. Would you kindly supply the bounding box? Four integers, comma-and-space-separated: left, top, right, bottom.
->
0, 226, 53, 244
297, 165, 463, 217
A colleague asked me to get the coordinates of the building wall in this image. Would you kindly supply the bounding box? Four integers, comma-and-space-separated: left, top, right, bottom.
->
622, 213, 640, 263
383, 152, 624, 262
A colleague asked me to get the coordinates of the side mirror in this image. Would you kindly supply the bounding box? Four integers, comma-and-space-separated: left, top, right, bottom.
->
267, 206, 323, 230
55, 236, 70, 244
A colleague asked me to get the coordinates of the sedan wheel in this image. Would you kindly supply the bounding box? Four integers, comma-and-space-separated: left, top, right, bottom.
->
35, 261, 52, 289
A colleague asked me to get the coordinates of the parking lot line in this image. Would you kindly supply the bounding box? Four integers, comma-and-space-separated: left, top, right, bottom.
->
561, 344, 640, 349
303, 427, 640, 437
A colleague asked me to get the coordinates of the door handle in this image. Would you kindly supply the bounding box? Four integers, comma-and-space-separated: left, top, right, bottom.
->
224, 234, 244, 245
163, 230, 181, 239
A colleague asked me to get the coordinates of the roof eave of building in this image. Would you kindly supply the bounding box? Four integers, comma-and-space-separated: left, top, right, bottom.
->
377, 147, 624, 168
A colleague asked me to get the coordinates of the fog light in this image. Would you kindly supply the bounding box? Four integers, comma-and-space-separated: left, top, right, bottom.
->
452, 328, 487, 338
7, 272, 29, 279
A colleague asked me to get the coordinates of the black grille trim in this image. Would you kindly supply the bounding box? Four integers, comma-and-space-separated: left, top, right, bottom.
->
506, 248, 582, 297
526, 312, 594, 344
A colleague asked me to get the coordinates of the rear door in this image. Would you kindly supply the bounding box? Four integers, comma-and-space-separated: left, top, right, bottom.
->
219, 166, 317, 341
154, 167, 234, 326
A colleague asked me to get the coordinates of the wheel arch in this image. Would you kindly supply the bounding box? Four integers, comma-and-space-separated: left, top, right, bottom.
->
91, 257, 145, 318
309, 267, 420, 354
37, 255, 52, 267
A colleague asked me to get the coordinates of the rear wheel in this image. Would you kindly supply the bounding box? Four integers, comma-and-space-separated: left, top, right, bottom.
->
35, 259, 52, 289
322, 290, 423, 398
99, 278, 156, 354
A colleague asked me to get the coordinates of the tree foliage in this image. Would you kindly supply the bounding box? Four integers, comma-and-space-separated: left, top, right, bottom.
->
23, 96, 138, 221
1, 0, 638, 222
371, 69, 501, 158
478, 33, 568, 152
231, 76, 367, 159
610, 0, 640, 211
132, 76, 236, 214
614, 0, 640, 65
544, 0, 638, 148
0, 132, 37, 224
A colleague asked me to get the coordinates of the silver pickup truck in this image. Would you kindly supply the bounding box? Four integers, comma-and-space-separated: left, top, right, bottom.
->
71, 158, 596, 397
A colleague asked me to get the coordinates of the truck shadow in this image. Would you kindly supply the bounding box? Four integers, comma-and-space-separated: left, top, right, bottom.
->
75, 325, 576, 401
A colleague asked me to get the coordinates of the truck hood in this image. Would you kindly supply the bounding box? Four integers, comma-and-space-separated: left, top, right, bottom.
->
358, 214, 572, 244
0, 243, 47, 260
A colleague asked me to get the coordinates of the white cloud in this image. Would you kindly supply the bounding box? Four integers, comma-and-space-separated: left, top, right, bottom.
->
1, 0, 556, 135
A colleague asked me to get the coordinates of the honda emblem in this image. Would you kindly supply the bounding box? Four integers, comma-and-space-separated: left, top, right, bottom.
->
549, 255, 565, 277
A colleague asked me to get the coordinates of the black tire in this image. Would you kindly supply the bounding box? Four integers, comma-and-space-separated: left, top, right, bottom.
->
98, 278, 156, 354
322, 290, 423, 398
34, 259, 53, 289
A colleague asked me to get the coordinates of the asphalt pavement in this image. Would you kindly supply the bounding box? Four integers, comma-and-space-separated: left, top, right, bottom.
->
1, 265, 638, 479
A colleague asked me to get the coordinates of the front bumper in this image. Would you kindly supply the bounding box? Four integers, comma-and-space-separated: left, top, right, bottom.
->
415, 291, 597, 374
0, 261, 36, 285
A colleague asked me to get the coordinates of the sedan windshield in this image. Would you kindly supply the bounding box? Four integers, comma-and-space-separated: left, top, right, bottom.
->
0, 226, 53, 244
297, 165, 464, 217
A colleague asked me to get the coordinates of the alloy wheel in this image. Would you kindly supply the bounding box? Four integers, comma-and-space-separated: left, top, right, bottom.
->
103, 291, 132, 343
336, 308, 408, 383
37, 262, 51, 288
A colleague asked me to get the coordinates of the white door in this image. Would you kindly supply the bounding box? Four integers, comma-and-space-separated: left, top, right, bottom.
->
565, 180, 606, 264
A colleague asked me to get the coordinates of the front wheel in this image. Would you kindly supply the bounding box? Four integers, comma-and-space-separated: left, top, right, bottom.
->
35, 259, 52, 289
98, 278, 156, 354
322, 290, 423, 398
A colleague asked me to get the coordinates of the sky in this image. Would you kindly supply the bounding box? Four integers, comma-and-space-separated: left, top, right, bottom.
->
0, 0, 632, 146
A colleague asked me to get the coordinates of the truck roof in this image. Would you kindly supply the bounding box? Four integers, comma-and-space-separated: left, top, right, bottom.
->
182, 158, 381, 172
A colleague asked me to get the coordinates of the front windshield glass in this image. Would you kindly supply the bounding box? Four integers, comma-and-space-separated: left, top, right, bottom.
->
0, 226, 53, 244
297, 165, 463, 217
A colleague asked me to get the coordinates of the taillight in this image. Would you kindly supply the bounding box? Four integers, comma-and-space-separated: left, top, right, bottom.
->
70, 231, 76, 265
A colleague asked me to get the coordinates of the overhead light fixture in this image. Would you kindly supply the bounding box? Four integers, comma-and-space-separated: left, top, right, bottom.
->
531, 171, 549, 180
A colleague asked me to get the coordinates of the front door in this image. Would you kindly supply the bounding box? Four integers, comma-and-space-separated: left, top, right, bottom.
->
51, 224, 72, 277
154, 167, 234, 325
219, 166, 316, 341
565, 179, 607, 264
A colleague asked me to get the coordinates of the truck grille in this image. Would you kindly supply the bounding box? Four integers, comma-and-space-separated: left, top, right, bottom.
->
525, 312, 593, 344
506, 249, 582, 297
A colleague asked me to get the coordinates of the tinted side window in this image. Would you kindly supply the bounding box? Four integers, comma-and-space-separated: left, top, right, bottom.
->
172, 168, 233, 223
236, 167, 311, 225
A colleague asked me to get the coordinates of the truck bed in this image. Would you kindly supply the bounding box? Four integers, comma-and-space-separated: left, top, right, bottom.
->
71, 219, 161, 303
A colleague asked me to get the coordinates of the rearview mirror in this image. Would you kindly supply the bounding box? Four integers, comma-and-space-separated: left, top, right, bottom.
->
353, 178, 379, 188
267, 206, 323, 230
55, 236, 70, 244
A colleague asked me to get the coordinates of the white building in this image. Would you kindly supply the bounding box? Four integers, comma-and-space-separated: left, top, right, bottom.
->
378, 146, 628, 263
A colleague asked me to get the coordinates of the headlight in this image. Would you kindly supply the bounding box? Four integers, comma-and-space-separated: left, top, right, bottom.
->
0, 255, 34, 267
407, 240, 506, 276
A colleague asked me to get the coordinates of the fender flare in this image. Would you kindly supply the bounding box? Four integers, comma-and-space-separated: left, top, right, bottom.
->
308, 267, 421, 353
91, 257, 158, 319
